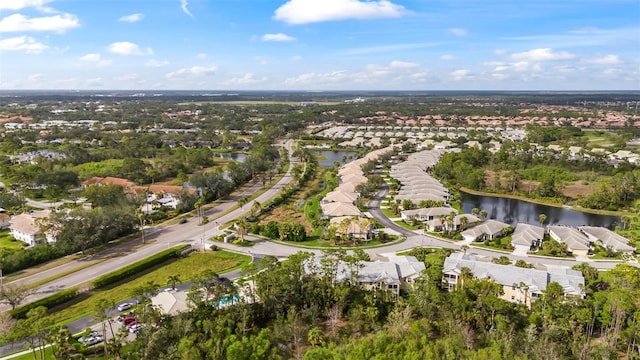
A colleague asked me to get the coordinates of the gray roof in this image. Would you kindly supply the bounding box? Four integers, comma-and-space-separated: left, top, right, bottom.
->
461, 220, 510, 239
511, 223, 545, 246
579, 226, 634, 252
443, 253, 584, 296
549, 226, 589, 250
401, 207, 455, 218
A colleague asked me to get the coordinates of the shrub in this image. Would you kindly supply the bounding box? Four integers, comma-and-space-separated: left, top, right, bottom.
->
91, 245, 189, 289
10, 287, 79, 319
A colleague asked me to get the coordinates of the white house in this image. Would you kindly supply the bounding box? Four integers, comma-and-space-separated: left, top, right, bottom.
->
9, 211, 55, 246
443, 252, 585, 308
579, 226, 635, 254
548, 226, 590, 256
461, 220, 510, 242
511, 223, 545, 253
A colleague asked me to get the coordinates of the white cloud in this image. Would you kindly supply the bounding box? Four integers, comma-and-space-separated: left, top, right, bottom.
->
28, 73, 45, 82
274, 0, 406, 25
180, 0, 193, 17
493, 49, 507, 55
440, 54, 455, 60
589, 54, 621, 64
389, 60, 419, 69
510, 48, 575, 62
285, 70, 348, 85
79, 53, 112, 66
262, 33, 296, 42
0, 13, 80, 33
118, 13, 144, 23
450, 69, 474, 81
223, 73, 266, 85
0, 0, 52, 11
291, 55, 303, 61
196, 53, 207, 59
448, 28, 467, 36
166, 65, 217, 80
0, 35, 48, 53
145, 59, 170, 67
108, 41, 152, 55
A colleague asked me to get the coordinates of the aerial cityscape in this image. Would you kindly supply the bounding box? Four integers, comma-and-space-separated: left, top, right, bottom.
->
1, 1, 639, 360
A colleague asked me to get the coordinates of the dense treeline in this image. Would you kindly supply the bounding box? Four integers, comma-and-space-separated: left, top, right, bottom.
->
115, 250, 639, 359
433, 142, 640, 210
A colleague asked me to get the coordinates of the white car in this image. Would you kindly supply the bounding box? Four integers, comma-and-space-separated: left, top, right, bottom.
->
117, 302, 134, 312
129, 323, 143, 333
81, 334, 104, 346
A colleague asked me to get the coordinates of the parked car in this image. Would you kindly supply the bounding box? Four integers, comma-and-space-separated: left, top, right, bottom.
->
129, 323, 143, 333
77, 331, 99, 344
123, 317, 136, 327
117, 302, 134, 312
80, 334, 104, 347
179, 219, 188, 224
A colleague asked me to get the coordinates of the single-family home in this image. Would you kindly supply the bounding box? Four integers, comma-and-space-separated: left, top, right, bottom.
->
329, 216, 373, 240
461, 220, 511, 242
548, 226, 590, 256
400, 207, 455, 222
511, 223, 545, 253
579, 226, 635, 254
321, 201, 362, 218
443, 252, 585, 308
9, 211, 55, 246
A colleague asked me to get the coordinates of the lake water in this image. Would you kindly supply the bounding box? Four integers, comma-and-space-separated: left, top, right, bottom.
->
215, 152, 248, 162
460, 191, 620, 228
313, 150, 359, 168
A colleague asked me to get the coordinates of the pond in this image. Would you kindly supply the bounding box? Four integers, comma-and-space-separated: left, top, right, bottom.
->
313, 150, 359, 168
215, 152, 248, 162
460, 191, 620, 228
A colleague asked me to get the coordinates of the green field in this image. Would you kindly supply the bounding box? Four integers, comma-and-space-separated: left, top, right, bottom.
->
0, 229, 26, 251
47, 251, 250, 325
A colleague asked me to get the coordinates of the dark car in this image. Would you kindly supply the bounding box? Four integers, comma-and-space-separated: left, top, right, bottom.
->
123, 317, 136, 326
179, 219, 188, 224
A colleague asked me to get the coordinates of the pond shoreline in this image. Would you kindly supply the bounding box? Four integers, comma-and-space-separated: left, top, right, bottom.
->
458, 187, 630, 217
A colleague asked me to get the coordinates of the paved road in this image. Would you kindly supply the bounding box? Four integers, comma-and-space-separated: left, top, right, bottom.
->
2, 140, 297, 312
365, 183, 625, 270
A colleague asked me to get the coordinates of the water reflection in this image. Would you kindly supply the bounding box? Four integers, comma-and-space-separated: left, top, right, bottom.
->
313, 150, 359, 168
460, 191, 620, 228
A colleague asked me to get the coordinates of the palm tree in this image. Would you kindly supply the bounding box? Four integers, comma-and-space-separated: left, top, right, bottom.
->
168, 274, 181, 290
459, 216, 469, 231
236, 219, 248, 240
471, 207, 480, 216
438, 214, 447, 232
250, 200, 262, 217
539, 213, 547, 226
621, 215, 631, 230
479, 210, 488, 221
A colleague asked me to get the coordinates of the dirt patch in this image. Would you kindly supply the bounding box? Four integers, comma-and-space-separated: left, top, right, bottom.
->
562, 182, 599, 199
261, 206, 314, 234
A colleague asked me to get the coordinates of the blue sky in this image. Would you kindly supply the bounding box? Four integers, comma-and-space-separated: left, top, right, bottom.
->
1, 0, 639, 90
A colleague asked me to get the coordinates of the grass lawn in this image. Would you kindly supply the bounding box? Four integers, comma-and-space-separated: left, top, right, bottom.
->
47, 251, 250, 326
0, 229, 26, 251
381, 208, 398, 219
394, 220, 422, 231
473, 243, 513, 253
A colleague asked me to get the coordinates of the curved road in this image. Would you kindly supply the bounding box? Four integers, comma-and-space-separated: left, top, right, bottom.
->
1, 140, 298, 312
3, 139, 630, 313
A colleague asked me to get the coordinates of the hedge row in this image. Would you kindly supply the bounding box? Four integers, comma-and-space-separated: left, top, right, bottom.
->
11, 287, 79, 319
91, 244, 190, 289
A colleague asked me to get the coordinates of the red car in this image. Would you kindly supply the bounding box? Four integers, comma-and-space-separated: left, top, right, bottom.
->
123, 317, 136, 327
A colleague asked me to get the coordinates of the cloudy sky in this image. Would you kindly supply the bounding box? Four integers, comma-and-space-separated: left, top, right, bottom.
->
1, 0, 639, 90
